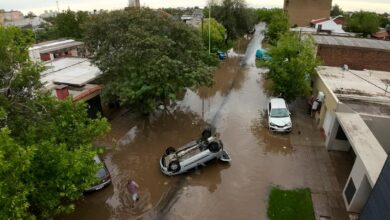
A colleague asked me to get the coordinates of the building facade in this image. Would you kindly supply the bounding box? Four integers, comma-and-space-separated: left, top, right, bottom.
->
284, 0, 332, 26
312, 66, 390, 216
314, 35, 390, 72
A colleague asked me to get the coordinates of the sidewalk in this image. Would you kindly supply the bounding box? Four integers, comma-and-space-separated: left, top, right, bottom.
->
289, 99, 349, 220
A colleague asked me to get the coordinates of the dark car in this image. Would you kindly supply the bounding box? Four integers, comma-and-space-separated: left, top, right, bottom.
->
248, 27, 256, 34
85, 156, 111, 192
216, 51, 226, 60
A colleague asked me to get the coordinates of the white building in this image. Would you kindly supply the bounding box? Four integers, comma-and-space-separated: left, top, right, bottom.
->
313, 66, 390, 215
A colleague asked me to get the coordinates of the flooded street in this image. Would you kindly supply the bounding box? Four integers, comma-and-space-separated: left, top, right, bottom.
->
61, 23, 348, 220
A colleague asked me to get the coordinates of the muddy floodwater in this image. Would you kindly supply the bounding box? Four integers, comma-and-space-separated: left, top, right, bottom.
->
60, 24, 348, 220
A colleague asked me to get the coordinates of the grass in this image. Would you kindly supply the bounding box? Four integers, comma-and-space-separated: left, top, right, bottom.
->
267, 187, 315, 220
256, 59, 267, 68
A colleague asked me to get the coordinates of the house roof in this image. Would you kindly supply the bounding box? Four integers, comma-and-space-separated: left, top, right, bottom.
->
313, 35, 390, 51
311, 17, 329, 24
317, 66, 390, 104
29, 39, 83, 54
4, 16, 46, 28
336, 109, 387, 186
41, 58, 101, 88
372, 30, 389, 39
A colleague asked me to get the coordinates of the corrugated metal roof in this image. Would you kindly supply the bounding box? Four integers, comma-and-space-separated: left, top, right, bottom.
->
29, 39, 83, 54
313, 35, 390, 51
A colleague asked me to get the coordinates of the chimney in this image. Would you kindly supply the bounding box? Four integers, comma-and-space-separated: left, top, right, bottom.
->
55, 84, 69, 100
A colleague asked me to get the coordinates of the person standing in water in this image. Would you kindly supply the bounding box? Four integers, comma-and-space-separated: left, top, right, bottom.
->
127, 179, 139, 208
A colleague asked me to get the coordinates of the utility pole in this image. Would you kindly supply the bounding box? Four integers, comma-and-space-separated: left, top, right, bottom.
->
208, 3, 211, 54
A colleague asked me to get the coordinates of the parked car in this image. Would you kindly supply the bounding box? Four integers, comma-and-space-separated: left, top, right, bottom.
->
256, 49, 271, 61
216, 51, 226, 60
85, 156, 111, 192
268, 98, 292, 132
160, 129, 231, 176
248, 27, 256, 34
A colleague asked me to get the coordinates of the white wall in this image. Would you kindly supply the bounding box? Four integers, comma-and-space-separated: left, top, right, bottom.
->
343, 157, 373, 212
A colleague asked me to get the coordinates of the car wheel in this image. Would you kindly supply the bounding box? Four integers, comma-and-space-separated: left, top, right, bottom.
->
208, 141, 221, 153
168, 161, 181, 173
165, 147, 176, 155
202, 128, 212, 140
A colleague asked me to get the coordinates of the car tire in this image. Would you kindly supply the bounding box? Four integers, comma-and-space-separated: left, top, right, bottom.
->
208, 141, 221, 153
202, 128, 212, 140
165, 147, 176, 155
168, 161, 180, 173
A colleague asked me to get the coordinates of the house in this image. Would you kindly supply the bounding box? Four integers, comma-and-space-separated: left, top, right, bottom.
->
310, 15, 346, 34
180, 8, 203, 28
4, 16, 47, 30
29, 39, 85, 62
0, 10, 24, 22
40, 57, 110, 118
283, 0, 332, 26
312, 66, 390, 216
372, 30, 389, 40
313, 35, 390, 71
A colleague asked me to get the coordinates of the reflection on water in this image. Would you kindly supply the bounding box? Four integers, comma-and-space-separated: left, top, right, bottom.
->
250, 110, 294, 155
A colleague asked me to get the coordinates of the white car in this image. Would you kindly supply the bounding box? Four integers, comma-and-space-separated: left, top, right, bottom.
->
268, 98, 292, 132
160, 129, 231, 176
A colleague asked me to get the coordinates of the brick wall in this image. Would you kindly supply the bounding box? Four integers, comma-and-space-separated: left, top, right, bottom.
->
284, 0, 332, 26
317, 45, 390, 72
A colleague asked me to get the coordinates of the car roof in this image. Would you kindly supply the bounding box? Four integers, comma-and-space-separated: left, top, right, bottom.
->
270, 98, 287, 109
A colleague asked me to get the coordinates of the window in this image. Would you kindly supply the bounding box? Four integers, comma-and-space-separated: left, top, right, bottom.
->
345, 178, 356, 204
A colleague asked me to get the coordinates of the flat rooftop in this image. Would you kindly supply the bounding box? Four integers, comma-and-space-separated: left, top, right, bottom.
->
41, 58, 101, 88
336, 110, 387, 186
317, 66, 390, 104
29, 39, 83, 54
313, 35, 390, 51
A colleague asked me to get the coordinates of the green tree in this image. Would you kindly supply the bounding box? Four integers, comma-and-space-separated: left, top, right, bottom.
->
257, 8, 284, 24
331, 4, 344, 17
208, 0, 257, 41
0, 128, 34, 220
55, 10, 89, 39
267, 11, 289, 45
346, 11, 380, 37
83, 9, 217, 113
265, 33, 319, 102
36, 10, 90, 42
379, 13, 390, 28
200, 18, 226, 51
0, 26, 42, 121
0, 26, 110, 219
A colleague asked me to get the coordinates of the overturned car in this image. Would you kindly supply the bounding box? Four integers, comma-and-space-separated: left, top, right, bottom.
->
160, 129, 231, 176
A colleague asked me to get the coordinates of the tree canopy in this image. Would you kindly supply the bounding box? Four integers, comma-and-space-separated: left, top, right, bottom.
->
0, 26, 109, 219
199, 18, 227, 52
256, 8, 289, 45
330, 4, 344, 17
36, 10, 90, 42
346, 11, 380, 37
83, 8, 218, 113
208, 0, 258, 41
265, 33, 319, 102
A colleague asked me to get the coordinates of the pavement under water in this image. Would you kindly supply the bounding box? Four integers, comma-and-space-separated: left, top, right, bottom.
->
60, 23, 348, 220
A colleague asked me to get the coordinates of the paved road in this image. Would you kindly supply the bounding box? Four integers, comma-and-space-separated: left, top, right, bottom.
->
60, 23, 348, 220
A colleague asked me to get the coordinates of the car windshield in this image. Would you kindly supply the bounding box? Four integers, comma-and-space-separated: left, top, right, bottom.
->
270, 108, 289, 117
